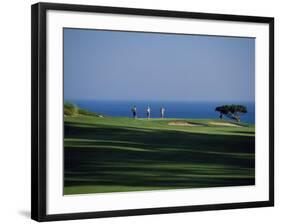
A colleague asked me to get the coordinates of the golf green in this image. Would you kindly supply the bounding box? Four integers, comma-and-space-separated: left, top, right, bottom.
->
64, 115, 255, 195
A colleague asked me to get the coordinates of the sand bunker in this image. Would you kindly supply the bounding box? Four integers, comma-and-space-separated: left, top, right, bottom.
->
208, 122, 242, 127
168, 121, 202, 127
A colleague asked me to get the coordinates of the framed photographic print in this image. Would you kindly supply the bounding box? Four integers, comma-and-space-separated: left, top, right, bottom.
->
31, 2, 274, 222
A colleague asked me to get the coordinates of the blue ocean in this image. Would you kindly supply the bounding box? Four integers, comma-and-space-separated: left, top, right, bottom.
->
72, 100, 255, 124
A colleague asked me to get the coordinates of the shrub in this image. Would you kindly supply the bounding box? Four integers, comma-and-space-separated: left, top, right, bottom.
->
64, 102, 78, 116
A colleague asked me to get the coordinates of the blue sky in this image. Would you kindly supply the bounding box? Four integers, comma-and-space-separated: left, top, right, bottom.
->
64, 28, 255, 102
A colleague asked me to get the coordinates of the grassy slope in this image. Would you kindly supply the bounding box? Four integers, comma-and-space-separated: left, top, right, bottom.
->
64, 115, 255, 195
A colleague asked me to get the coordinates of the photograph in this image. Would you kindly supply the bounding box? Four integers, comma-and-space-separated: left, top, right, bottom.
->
63, 28, 255, 195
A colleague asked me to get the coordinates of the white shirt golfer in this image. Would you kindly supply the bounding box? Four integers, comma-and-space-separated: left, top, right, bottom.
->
160, 107, 165, 118
146, 106, 151, 119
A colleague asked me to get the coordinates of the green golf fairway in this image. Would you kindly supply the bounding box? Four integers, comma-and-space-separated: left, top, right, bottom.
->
64, 115, 255, 195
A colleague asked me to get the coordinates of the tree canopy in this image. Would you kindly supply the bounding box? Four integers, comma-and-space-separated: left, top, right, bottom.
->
215, 104, 247, 122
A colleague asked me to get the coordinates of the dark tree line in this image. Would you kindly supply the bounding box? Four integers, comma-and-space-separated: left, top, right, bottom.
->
215, 104, 247, 122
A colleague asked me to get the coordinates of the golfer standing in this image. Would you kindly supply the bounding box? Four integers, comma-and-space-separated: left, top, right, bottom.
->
132, 105, 137, 118
146, 105, 151, 119
160, 106, 165, 118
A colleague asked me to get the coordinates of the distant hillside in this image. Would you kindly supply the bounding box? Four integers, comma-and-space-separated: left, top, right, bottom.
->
64, 102, 103, 117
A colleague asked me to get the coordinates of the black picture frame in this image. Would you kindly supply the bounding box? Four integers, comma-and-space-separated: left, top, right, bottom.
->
31, 2, 274, 222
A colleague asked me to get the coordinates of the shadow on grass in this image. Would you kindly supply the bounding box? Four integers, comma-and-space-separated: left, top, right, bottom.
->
64, 122, 255, 192
224, 130, 255, 135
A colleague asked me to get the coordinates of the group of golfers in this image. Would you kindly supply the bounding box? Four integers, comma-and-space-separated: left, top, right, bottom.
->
131, 105, 165, 119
